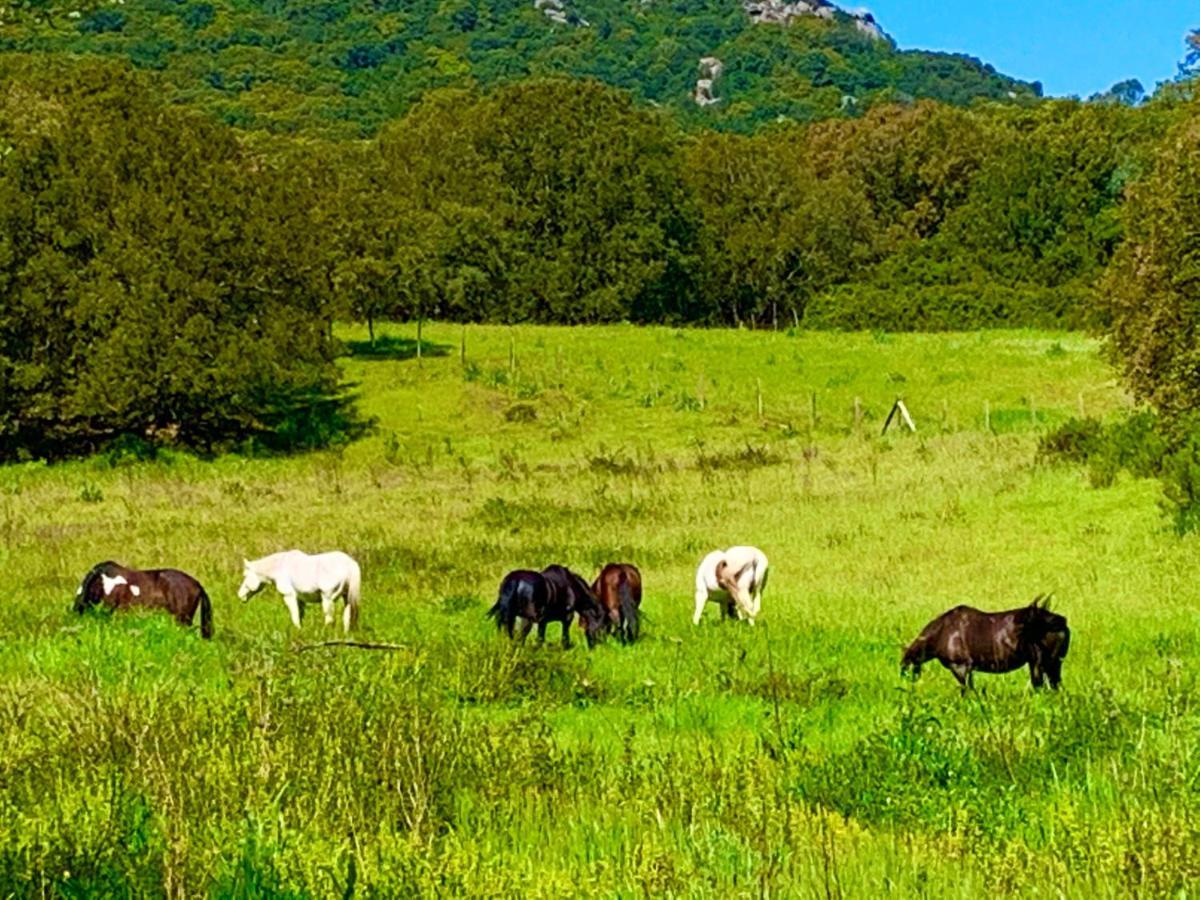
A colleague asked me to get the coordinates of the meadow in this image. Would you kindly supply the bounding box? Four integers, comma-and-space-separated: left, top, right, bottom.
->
2, 323, 1198, 897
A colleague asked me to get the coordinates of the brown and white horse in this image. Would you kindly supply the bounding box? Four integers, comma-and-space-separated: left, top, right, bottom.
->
694, 546, 768, 625
74, 560, 213, 638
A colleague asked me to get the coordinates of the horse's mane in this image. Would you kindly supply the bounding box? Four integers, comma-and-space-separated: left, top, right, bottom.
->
78, 560, 124, 604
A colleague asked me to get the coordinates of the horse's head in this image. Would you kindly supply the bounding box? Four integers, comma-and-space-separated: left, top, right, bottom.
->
237, 560, 266, 601
74, 561, 123, 613
899, 639, 927, 679
1021, 595, 1069, 645
577, 606, 609, 648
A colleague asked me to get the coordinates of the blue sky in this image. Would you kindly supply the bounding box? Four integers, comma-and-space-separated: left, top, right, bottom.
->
860, 1, 1197, 98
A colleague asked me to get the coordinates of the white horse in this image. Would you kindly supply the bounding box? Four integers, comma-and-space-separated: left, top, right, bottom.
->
694, 546, 769, 625
238, 550, 361, 632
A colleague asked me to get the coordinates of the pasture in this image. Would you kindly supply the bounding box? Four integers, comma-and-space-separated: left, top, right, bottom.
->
2, 324, 1197, 896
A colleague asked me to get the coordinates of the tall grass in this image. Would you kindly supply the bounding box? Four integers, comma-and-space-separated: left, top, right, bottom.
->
2, 324, 1194, 895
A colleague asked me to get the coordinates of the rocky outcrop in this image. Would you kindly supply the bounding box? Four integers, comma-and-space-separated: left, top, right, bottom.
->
853, 12, 885, 40
743, 0, 833, 25
742, 0, 887, 41
694, 56, 723, 107
535, 0, 588, 27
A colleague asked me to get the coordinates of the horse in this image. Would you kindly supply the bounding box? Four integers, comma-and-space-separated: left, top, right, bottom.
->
489, 565, 601, 648
588, 563, 642, 644
693, 546, 769, 625
238, 550, 361, 632
74, 561, 213, 638
901, 595, 1070, 692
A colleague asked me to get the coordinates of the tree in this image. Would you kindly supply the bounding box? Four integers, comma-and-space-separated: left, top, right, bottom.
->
1101, 110, 1200, 424
0, 60, 354, 458
1179, 28, 1200, 80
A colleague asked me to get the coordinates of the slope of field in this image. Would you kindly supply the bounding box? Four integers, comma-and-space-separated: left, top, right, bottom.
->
2, 325, 1197, 894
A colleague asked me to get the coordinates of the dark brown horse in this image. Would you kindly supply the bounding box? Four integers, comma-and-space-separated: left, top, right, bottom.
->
74, 561, 213, 638
901, 595, 1068, 691
586, 563, 642, 644
489, 565, 601, 648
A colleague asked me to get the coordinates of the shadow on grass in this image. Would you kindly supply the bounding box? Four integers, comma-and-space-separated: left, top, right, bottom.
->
344, 336, 451, 361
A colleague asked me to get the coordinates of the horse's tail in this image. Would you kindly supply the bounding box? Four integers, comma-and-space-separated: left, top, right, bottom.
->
618, 579, 639, 644
488, 579, 519, 635
198, 586, 214, 639
345, 562, 362, 630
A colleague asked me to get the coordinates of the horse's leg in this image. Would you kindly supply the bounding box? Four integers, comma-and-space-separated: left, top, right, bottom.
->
536, 621, 548, 646
321, 592, 336, 628
516, 618, 533, 643
562, 613, 573, 649
282, 592, 302, 629
1029, 662, 1046, 689
949, 663, 971, 692
1046, 658, 1063, 690
693, 591, 708, 625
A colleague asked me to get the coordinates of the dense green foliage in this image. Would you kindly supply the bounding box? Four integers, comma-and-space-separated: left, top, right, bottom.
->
0, 0, 1039, 138
6, 324, 1200, 894
0, 52, 1186, 458
1102, 111, 1200, 425
0, 59, 354, 459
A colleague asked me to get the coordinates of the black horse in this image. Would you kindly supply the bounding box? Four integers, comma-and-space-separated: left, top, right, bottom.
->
902, 595, 1069, 691
75, 560, 213, 638
489, 565, 602, 648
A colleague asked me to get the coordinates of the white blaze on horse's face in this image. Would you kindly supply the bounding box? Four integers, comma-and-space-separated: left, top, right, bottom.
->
100, 574, 128, 596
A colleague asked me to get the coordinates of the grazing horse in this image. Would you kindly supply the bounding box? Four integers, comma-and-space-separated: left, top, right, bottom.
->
901, 595, 1070, 691
588, 563, 642, 644
693, 546, 769, 625
489, 565, 600, 648
74, 561, 213, 638
238, 550, 361, 632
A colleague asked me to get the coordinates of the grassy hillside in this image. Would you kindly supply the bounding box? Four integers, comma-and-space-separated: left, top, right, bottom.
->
0, 0, 1040, 136
5, 324, 1200, 894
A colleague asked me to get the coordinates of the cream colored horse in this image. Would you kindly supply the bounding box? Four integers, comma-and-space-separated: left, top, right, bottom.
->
238, 550, 361, 632
693, 546, 769, 625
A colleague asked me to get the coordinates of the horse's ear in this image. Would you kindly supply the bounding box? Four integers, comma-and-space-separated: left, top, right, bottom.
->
1041, 594, 1053, 612
1030, 595, 1042, 609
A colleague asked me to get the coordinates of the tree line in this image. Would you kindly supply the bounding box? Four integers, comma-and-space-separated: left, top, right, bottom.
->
0, 54, 1197, 459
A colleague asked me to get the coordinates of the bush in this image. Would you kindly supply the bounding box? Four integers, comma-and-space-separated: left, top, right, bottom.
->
804, 281, 1090, 331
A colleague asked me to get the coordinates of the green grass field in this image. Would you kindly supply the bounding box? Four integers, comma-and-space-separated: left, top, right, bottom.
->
3, 324, 1198, 896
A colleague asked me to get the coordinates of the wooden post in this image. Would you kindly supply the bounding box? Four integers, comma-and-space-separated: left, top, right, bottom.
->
810, 391, 818, 430
416, 317, 423, 367
756, 378, 764, 420
984, 400, 991, 433
460, 325, 467, 367
509, 333, 516, 374
882, 399, 917, 435
854, 397, 862, 432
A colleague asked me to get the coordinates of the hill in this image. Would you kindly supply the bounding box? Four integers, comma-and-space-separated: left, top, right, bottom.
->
0, 0, 1041, 137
